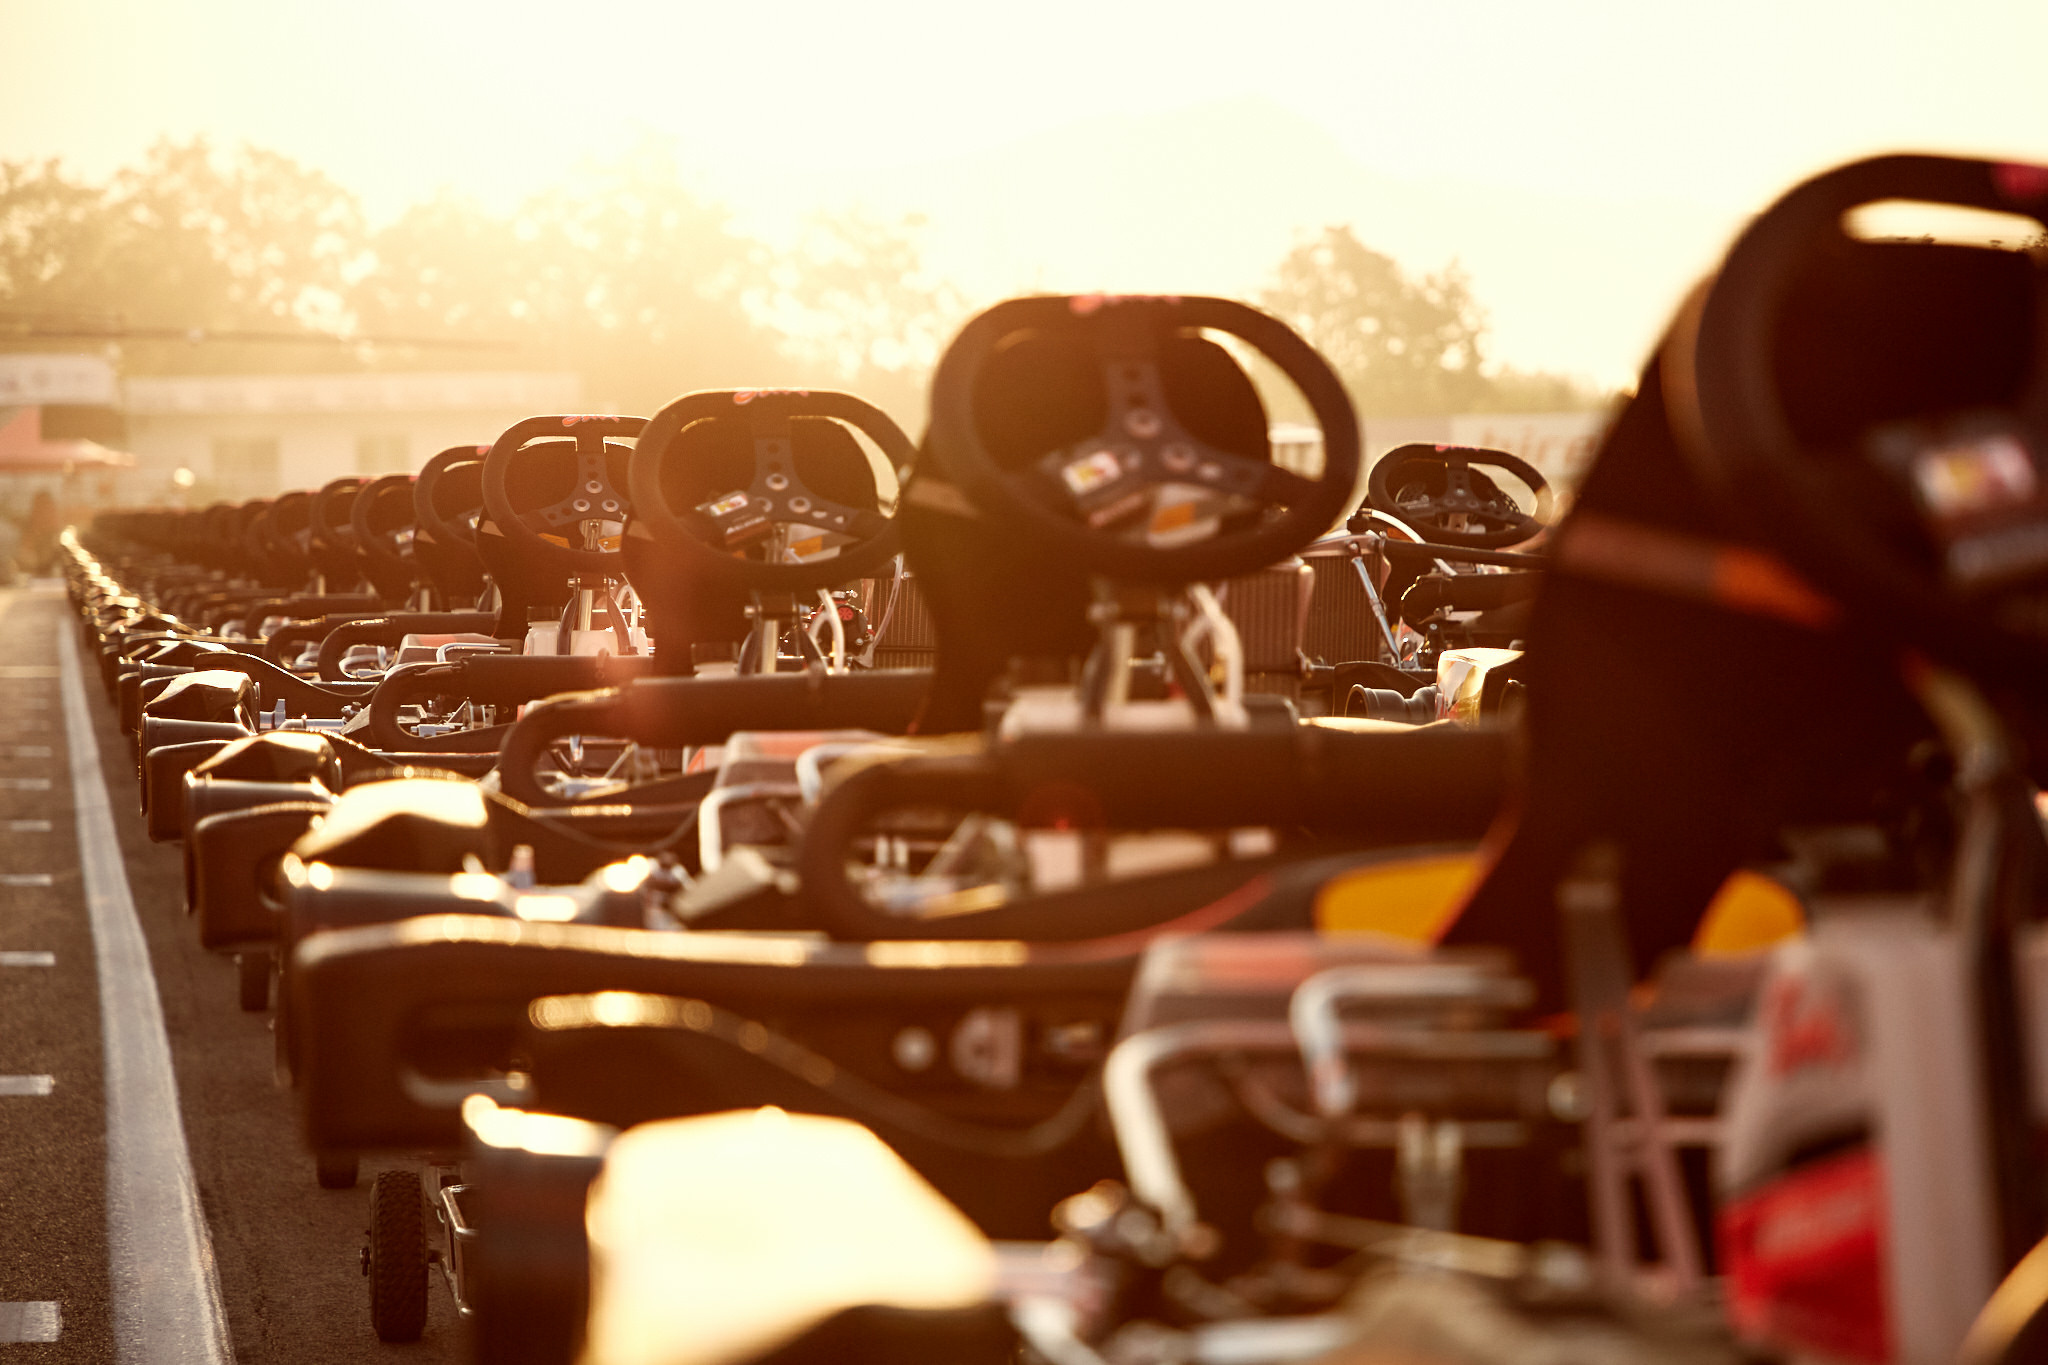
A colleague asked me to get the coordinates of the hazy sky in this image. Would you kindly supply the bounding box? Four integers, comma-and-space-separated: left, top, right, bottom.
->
4, 0, 2045, 385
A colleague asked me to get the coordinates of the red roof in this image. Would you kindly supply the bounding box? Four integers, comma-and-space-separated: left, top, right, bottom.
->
0, 407, 136, 472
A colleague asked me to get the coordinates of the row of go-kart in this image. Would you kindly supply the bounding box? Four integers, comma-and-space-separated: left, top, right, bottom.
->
62, 154, 2048, 1365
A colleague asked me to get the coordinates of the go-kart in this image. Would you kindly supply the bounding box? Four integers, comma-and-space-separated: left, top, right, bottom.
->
1306, 442, 1553, 726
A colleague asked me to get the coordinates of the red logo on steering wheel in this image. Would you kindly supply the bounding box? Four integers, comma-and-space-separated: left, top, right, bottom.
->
1070, 293, 1182, 316
1994, 162, 2048, 204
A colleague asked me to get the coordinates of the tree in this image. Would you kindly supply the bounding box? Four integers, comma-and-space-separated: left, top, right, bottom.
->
352, 140, 787, 412
1, 137, 967, 425
0, 138, 365, 373
752, 208, 967, 428
1262, 225, 1604, 417
1262, 225, 1489, 417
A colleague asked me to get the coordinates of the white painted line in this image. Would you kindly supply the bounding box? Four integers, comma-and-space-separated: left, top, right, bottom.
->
0, 778, 52, 791
6, 819, 53, 833
0, 1075, 55, 1096
0, 1301, 61, 1342
59, 626, 233, 1365
0, 951, 54, 967
7, 745, 53, 758
0, 873, 54, 887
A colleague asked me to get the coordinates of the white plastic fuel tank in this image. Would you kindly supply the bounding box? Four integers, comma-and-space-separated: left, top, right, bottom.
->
1716, 902, 2000, 1365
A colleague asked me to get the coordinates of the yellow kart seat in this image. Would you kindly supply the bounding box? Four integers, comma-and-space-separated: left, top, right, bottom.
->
1314, 850, 1804, 958
582, 1108, 993, 1365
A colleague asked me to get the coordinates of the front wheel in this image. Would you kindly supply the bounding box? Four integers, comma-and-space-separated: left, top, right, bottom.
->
367, 1170, 430, 1342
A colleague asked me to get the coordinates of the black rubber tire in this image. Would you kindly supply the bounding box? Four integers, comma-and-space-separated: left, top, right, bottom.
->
235, 949, 270, 1013
315, 1150, 360, 1190
368, 1169, 430, 1343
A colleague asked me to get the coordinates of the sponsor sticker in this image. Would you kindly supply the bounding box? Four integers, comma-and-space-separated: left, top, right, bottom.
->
1720, 1147, 1890, 1365
1062, 449, 1125, 497
1875, 419, 2048, 587
1910, 431, 2038, 517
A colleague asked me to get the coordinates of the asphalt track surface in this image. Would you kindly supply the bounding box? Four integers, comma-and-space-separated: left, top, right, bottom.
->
1, 586, 465, 1363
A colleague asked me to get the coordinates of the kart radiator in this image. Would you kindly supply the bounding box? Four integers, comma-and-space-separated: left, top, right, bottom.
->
1301, 549, 1384, 668
865, 552, 1384, 684
1220, 559, 1314, 698
864, 572, 937, 670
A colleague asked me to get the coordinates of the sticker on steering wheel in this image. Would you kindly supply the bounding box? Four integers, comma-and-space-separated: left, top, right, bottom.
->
1056, 448, 1148, 529
539, 531, 622, 552
698, 490, 771, 547
1147, 485, 1226, 546
780, 529, 845, 564
1874, 419, 2048, 587
1061, 449, 1125, 496
1908, 431, 2036, 516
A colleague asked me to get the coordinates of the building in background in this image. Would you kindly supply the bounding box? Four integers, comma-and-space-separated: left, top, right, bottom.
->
0, 356, 138, 563
120, 370, 585, 502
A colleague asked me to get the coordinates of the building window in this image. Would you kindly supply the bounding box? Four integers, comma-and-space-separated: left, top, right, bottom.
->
357, 433, 411, 475
212, 437, 280, 492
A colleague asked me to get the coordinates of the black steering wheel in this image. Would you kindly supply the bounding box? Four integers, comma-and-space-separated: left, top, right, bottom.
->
414, 445, 490, 550
926, 295, 1361, 584
626, 390, 907, 590
351, 472, 418, 592
1669, 154, 2048, 655
481, 415, 646, 575
1367, 444, 1552, 548
258, 491, 315, 585
307, 475, 368, 584
352, 472, 416, 559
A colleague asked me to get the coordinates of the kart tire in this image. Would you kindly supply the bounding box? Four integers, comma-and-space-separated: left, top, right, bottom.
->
235, 949, 270, 1013
316, 1150, 360, 1190
368, 1169, 430, 1343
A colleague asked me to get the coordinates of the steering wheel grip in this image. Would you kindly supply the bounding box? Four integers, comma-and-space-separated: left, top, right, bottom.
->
626, 390, 911, 591
414, 445, 492, 549
352, 472, 418, 581
481, 415, 647, 574
926, 295, 1361, 585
